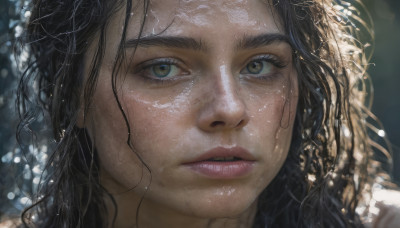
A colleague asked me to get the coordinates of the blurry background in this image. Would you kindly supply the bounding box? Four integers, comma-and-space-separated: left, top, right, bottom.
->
0, 0, 399, 218
363, 0, 400, 184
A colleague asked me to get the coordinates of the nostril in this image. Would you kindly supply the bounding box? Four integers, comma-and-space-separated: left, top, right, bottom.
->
210, 121, 225, 127
237, 120, 244, 127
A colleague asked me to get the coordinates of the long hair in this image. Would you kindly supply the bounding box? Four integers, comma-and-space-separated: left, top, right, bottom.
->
16, 0, 386, 227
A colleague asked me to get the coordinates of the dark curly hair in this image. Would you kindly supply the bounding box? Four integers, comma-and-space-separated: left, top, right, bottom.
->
16, 0, 388, 227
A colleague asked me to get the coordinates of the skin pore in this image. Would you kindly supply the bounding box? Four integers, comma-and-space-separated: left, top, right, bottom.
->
81, 0, 298, 227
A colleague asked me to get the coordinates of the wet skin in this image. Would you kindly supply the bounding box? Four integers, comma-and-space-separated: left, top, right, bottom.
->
81, 0, 299, 227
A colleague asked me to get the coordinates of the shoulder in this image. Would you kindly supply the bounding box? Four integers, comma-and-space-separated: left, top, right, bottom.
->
372, 189, 400, 206
365, 189, 400, 228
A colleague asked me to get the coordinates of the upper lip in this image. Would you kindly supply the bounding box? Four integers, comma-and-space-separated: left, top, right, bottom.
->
183, 146, 256, 163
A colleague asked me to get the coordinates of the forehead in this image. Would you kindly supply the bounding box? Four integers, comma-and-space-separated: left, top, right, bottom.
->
127, 0, 283, 38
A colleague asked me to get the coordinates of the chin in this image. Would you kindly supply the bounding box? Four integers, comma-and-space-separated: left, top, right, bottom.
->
182, 191, 258, 219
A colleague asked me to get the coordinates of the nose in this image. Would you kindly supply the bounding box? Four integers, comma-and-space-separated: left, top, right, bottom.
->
196, 66, 249, 132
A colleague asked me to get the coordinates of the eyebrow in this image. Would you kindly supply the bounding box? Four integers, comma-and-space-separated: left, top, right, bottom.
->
125, 33, 291, 51
125, 36, 207, 51
236, 33, 291, 50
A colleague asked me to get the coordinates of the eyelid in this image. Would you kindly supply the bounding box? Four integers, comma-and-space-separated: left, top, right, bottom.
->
239, 54, 286, 76
245, 54, 287, 69
134, 58, 184, 74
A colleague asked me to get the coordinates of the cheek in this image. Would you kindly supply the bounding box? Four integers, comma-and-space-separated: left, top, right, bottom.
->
250, 72, 298, 174
249, 72, 298, 138
120, 88, 193, 155
86, 84, 160, 192
115, 90, 198, 189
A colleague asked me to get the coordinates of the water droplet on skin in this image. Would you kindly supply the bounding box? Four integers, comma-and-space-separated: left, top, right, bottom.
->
130, 80, 193, 113
258, 104, 269, 112
226, 188, 236, 196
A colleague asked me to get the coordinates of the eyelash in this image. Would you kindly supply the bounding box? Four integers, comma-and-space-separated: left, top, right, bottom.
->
253, 55, 286, 68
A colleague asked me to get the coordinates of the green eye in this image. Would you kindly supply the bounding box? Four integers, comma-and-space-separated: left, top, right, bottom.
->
245, 60, 272, 75
152, 64, 174, 78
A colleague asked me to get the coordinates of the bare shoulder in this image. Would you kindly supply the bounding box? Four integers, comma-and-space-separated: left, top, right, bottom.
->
366, 189, 400, 228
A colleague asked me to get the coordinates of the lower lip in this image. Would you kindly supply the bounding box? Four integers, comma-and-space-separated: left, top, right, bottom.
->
184, 161, 254, 179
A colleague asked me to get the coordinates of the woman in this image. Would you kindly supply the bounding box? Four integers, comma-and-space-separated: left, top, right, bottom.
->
13, 0, 398, 227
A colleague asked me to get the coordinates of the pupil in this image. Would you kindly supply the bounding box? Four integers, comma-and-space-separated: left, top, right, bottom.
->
154, 64, 171, 77
247, 61, 262, 74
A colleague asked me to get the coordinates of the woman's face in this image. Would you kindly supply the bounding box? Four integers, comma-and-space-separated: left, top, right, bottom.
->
83, 0, 298, 225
